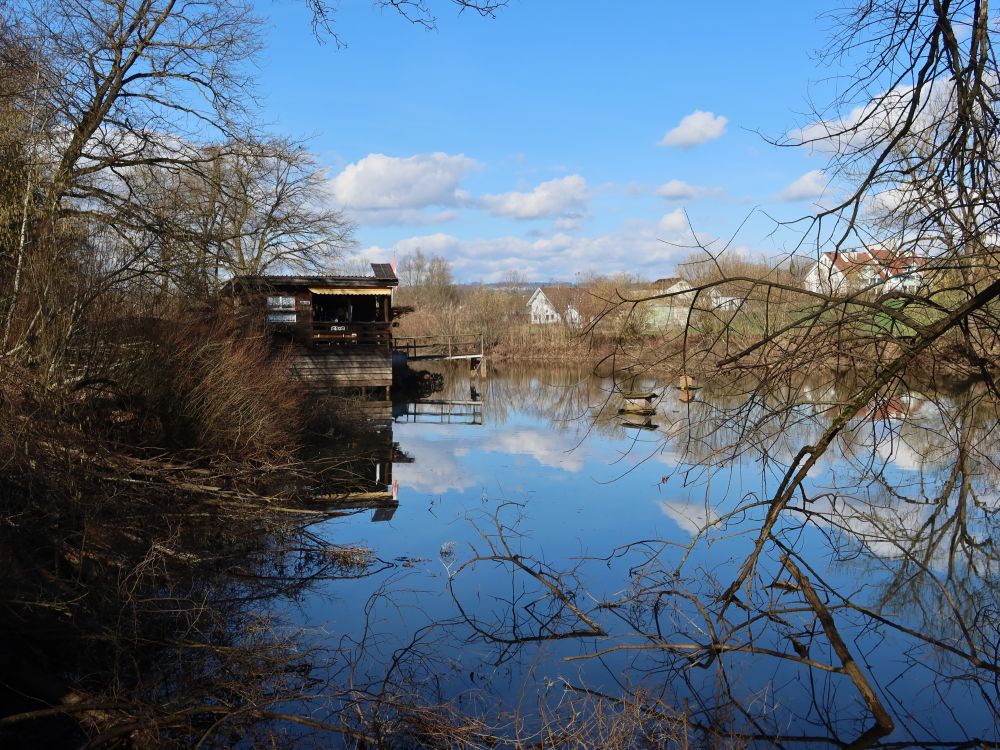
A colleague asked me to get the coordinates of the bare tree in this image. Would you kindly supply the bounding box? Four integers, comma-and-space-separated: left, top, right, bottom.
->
0, 0, 266, 376
135, 138, 353, 300
396, 248, 457, 308
305, 0, 508, 43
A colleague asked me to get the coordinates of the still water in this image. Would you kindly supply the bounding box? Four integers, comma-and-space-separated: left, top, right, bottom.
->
292, 362, 998, 746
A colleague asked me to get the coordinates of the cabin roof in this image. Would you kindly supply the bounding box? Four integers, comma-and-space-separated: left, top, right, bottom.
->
223, 264, 398, 294
235, 275, 397, 288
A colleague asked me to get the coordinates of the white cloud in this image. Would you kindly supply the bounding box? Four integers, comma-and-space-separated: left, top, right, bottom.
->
329, 152, 478, 215
789, 104, 871, 156
656, 179, 722, 201
779, 170, 828, 201
659, 110, 728, 148
788, 79, 955, 157
658, 208, 689, 234
481, 175, 589, 220
392, 435, 480, 495
800, 493, 945, 562
392, 232, 463, 256
363, 213, 700, 283
875, 438, 925, 472
553, 215, 585, 231
360, 209, 462, 226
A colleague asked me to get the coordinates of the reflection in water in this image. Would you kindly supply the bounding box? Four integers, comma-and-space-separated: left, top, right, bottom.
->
0, 433, 398, 747
393, 399, 484, 425
301, 417, 405, 521
306, 361, 999, 748
25, 363, 982, 746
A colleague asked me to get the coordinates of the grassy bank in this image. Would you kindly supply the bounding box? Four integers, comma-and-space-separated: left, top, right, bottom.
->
0, 309, 405, 746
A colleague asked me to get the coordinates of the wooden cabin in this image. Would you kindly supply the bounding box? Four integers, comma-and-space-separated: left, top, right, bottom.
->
225, 264, 399, 391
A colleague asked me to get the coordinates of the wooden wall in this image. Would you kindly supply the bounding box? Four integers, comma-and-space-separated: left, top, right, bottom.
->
289, 350, 392, 389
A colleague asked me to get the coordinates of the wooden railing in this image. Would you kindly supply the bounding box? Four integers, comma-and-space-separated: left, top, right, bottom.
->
311, 321, 391, 348
392, 334, 484, 361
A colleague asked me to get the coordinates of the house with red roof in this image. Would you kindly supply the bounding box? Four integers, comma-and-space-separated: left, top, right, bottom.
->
803, 249, 925, 295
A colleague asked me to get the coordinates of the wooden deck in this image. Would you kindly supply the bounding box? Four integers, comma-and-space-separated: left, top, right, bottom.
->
287, 331, 486, 393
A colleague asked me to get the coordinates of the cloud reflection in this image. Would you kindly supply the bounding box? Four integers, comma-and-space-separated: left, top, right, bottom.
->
392, 435, 481, 495
658, 498, 721, 536
484, 429, 586, 472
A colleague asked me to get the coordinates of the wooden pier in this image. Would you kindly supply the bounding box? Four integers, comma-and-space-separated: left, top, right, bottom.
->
393, 334, 484, 366
393, 399, 483, 425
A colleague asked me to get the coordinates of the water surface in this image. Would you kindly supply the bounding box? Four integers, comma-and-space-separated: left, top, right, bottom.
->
293, 362, 999, 746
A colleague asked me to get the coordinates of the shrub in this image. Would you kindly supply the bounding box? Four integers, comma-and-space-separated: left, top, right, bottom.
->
124, 314, 303, 460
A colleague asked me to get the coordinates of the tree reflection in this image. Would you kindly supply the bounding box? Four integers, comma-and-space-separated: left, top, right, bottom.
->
0, 422, 399, 747
435, 372, 1000, 748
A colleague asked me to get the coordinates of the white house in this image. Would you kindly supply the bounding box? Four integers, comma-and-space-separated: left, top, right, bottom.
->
640, 278, 696, 327
804, 250, 924, 295
528, 287, 585, 325
711, 291, 743, 311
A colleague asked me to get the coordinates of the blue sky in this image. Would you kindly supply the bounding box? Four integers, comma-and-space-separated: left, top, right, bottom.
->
254, 1, 840, 282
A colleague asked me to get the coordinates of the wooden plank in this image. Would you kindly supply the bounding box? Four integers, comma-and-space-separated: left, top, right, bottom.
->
289, 351, 392, 388
621, 391, 657, 400
408, 354, 481, 361
310, 491, 393, 504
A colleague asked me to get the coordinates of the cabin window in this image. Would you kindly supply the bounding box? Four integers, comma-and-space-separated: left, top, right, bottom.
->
266, 295, 296, 310
266, 312, 297, 324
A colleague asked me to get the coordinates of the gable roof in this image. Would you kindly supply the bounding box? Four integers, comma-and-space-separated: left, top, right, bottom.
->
651, 277, 686, 289
538, 285, 587, 314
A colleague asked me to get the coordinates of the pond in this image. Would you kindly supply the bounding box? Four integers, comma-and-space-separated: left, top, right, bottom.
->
291, 362, 999, 747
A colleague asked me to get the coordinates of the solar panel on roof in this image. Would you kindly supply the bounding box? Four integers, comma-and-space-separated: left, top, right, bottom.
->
370, 263, 397, 280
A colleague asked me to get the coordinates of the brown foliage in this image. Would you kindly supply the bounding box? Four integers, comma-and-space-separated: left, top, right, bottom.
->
119, 313, 304, 459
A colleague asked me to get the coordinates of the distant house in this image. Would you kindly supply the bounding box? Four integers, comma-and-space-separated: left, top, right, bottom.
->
528, 286, 586, 325
804, 249, 925, 295
710, 290, 744, 311
640, 277, 696, 327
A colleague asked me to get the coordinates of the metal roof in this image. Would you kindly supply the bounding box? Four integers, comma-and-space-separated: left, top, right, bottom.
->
222, 264, 399, 293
